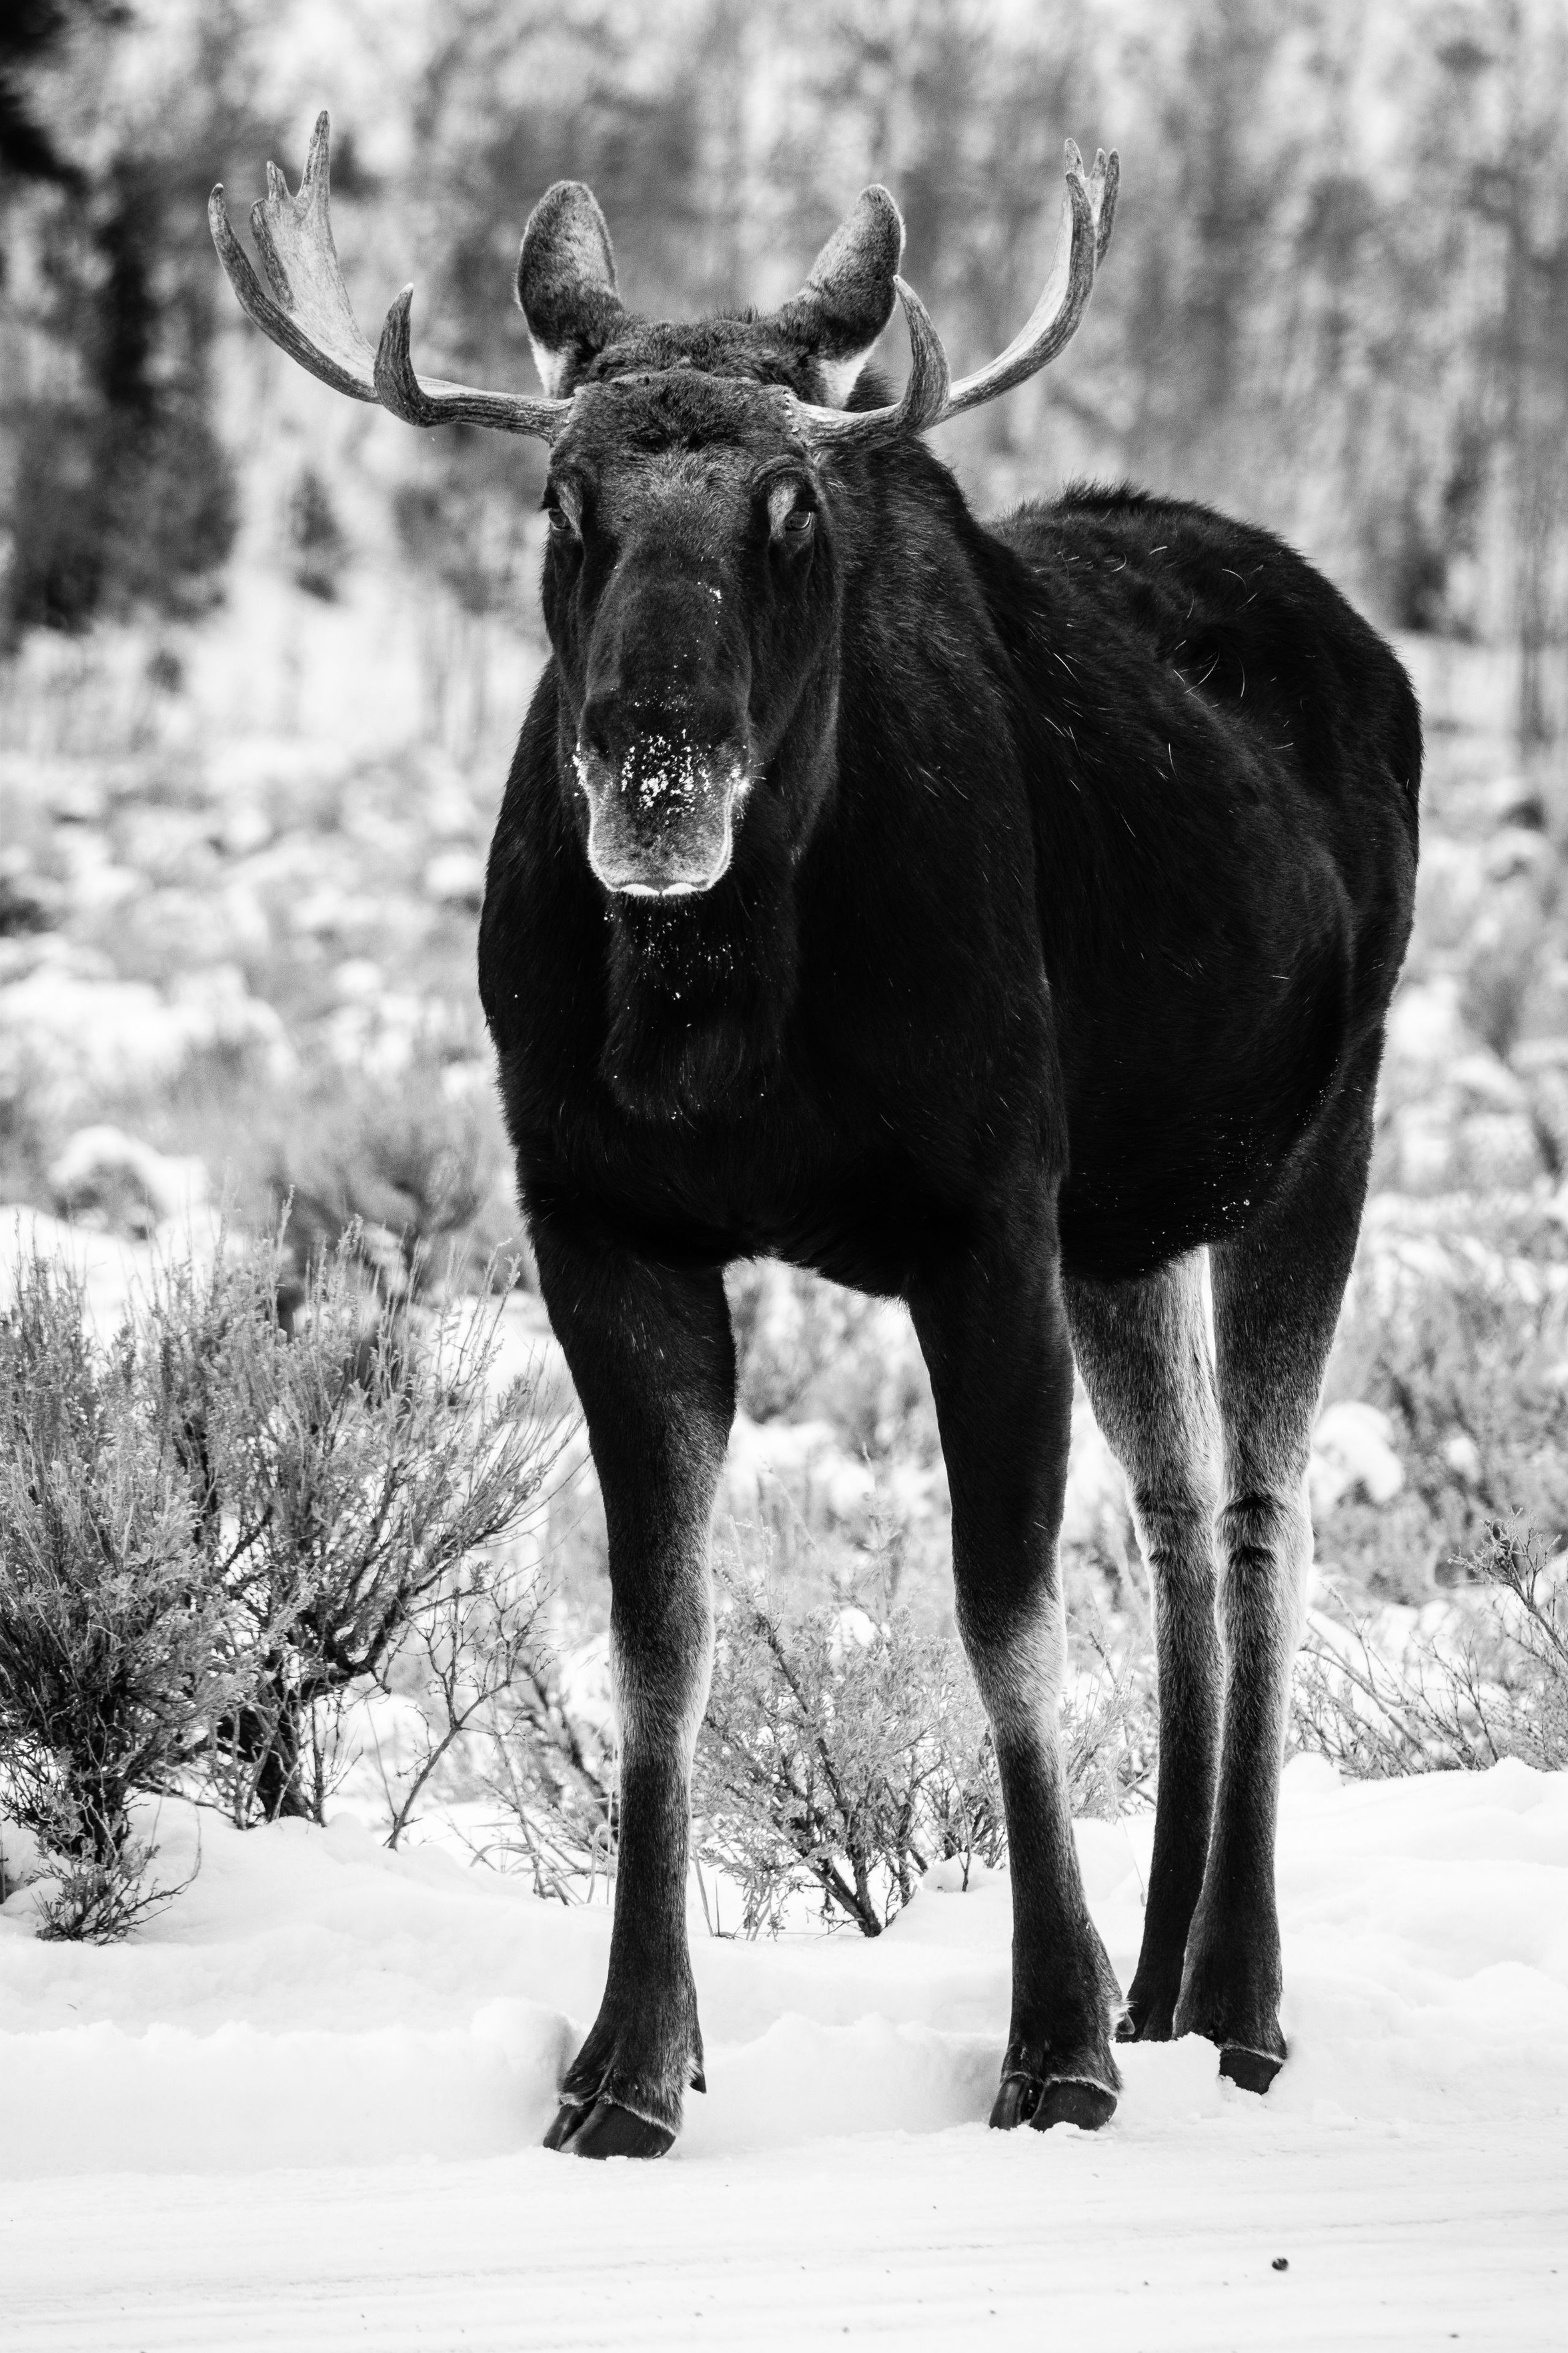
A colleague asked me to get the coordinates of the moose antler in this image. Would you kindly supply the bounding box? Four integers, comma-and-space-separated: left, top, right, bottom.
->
209, 113, 571, 440
940, 142, 1116, 421
789, 141, 1116, 450
780, 274, 951, 450
212, 117, 1114, 457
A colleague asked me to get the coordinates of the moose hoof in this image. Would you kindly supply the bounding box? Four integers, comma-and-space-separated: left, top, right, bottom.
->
1219, 2043, 1285, 2096
989, 2074, 1117, 2134
544, 2098, 676, 2160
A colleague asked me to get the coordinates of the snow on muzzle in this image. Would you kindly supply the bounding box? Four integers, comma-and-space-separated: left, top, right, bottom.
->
575, 729, 752, 898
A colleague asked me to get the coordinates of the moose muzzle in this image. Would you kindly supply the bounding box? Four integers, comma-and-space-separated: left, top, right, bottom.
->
574, 725, 752, 897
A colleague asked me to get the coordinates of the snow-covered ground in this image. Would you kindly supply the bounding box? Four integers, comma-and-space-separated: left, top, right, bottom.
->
1, 1757, 1563, 2348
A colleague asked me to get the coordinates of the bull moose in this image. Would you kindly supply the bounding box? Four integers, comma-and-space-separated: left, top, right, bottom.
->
211, 116, 1419, 2159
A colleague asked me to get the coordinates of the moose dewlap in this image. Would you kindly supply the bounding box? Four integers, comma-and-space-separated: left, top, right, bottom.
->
211, 116, 1419, 2158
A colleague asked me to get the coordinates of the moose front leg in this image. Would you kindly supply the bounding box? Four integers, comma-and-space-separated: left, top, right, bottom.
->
531, 1212, 734, 2159
910, 1203, 1122, 2133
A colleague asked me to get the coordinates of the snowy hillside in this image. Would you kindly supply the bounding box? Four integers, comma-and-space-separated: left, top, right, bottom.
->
1, 1758, 1564, 2347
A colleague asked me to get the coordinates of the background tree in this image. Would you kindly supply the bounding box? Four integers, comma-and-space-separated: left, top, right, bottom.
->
7, 0, 1568, 754
0, 0, 263, 638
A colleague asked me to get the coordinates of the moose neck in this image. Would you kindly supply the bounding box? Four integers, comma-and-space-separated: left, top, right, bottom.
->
566, 650, 841, 1125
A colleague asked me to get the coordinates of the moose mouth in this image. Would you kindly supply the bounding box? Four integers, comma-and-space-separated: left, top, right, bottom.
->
574, 734, 752, 899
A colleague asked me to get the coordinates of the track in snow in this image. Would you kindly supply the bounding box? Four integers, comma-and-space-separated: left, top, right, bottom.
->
0, 2121, 1561, 2351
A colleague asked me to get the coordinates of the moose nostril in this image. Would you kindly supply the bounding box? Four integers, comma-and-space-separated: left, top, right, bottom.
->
579, 705, 614, 765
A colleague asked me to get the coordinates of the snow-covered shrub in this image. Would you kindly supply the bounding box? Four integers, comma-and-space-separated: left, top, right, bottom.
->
0, 1252, 231, 1939
1319, 1241, 1568, 1597
49, 1124, 207, 1236
0, 951, 292, 1128
350, 1545, 552, 1850
692, 1540, 1152, 1939
139, 1232, 562, 1826
726, 1262, 938, 1468
1459, 896, 1547, 1064
478, 1632, 620, 1903
0, 1028, 57, 1210
29, 1831, 198, 1945
694, 1558, 997, 1936
1294, 1520, 1567, 1777
257, 1055, 520, 1302
1469, 1520, 1568, 1763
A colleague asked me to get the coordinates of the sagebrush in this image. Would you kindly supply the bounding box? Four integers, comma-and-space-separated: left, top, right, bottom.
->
0, 1230, 562, 1930
0, 1251, 232, 1933
1295, 1518, 1568, 1779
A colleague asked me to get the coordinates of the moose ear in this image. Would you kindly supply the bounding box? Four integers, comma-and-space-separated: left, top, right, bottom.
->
516, 181, 625, 396
774, 186, 904, 407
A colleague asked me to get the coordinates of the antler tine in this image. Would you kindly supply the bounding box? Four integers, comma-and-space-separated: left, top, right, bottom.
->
209, 114, 379, 404
210, 112, 570, 442
784, 137, 1114, 456
936, 140, 1113, 426
788, 275, 950, 451
1090, 145, 1120, 267
374, 284, 571, 440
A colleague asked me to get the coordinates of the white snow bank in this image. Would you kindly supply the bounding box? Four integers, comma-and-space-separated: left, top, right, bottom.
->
1309, 1400, 1404, 1512
0, 954, 294, 1116
49, 1124, 209, 1231
2, 1758, 1565, 2181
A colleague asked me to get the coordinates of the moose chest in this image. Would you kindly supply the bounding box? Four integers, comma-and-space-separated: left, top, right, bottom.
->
517, 990, 1056, 1298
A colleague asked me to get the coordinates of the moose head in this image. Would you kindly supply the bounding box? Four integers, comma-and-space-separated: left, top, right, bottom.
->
211, 117, 1116, 910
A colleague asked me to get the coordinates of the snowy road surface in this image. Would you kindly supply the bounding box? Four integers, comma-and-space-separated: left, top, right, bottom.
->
2, 1758, 1565, 2349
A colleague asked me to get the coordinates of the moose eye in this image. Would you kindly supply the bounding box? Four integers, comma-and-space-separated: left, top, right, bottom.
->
543, 485, 582, 540
767, 478, 816, 547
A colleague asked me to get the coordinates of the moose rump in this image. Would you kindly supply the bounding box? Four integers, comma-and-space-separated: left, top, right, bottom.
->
211, 117, 1419, 2162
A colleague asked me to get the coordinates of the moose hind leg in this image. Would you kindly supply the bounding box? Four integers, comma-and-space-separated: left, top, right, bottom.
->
1174, 1079, 1375, 2090
532, 1216, 733, 2158
1065, 1255, 1222, 2043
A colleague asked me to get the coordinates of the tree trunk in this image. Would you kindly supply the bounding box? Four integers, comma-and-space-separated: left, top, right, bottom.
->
226, 1678, 312, 1824
255, 1695, 311, 1821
